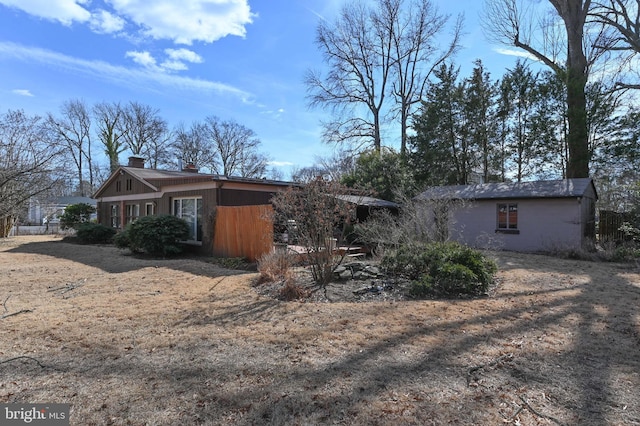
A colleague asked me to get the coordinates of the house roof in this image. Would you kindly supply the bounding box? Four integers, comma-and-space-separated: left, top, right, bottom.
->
55, 196, 97, 206
334, 194, 399, 208
415, 178, 597, 201
93, 165, 296, 198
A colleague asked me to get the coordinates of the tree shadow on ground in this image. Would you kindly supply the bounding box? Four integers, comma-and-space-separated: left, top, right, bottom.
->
5, 239, 253, 278
3, 245, 639, 424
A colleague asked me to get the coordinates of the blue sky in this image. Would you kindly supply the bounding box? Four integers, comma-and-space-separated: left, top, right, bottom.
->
0, 0, 521, 178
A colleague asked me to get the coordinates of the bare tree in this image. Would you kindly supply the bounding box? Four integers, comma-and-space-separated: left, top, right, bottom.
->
171, 121, 213, 170
305, 1, 393, 152
119, 101, 169, 169
47, 99, 93, 196
291, 150, 356, 183
483, 0, 604, 178
591, 0, 640, 89
202, 116, 269, 178
145, 121, 172, 170
93, 102, 125, 173
383, 0, 462, 156
0, 110, 63, 231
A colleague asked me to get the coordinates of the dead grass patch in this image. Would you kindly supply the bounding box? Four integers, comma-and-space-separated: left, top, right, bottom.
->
0, 236, 639, 425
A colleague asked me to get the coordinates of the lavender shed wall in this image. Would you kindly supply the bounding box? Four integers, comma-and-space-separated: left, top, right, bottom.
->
449, 198, 583, 252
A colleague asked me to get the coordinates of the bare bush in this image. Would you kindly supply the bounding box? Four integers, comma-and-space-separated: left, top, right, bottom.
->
271, 178, 356, 287
278, 281, 309, 301
257, 249, 295, 284
355, 196, 465, 256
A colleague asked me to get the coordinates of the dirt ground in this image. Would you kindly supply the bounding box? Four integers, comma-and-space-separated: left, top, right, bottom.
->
1, 235, 639, 425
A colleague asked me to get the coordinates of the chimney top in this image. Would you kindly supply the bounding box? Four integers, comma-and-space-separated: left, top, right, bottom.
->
128, 156, 145, 168
182, 162, 199, 173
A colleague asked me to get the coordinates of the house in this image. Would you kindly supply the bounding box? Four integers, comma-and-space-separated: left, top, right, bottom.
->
414, 178, 598, 252
27, 196, 97, 225
92, 157, 295, 258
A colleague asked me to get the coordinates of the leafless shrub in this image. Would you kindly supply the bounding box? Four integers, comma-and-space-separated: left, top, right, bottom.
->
271, 178, 356, 287
278, 280, 309, 301
355, 196, 465, 257
257, 249, 295, 284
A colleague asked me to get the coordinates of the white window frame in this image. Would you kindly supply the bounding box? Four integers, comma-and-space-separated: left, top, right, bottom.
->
110, 204, 120, 228
496, 203, 519, 233
172, 197, 203, 244
125, 204, 140, 225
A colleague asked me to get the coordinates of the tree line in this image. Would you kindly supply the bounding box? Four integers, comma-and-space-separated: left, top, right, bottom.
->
306, 0, 640, 186
301, 57, 639, 210
0, 100, 274, 224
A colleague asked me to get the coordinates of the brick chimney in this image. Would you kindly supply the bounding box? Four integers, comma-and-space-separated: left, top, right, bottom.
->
128, 156, 145, 168
182, 162, 199, 173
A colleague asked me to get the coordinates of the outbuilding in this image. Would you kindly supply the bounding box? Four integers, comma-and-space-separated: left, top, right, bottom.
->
414, 178, 598, 252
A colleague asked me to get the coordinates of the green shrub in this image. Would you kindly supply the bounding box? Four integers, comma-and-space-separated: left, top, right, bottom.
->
611, 245, 640, 262
382, 241, 497, 297
116, 215, 190, 257
75, 223, 116, 244
59, 203, 96, 230
113, 226, 132, 251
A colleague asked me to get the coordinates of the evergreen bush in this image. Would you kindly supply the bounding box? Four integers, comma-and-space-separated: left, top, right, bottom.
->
75, 223, 116, 244
59, 203, 96, 230
115, 215, 190, 257
382, 241, 497, 297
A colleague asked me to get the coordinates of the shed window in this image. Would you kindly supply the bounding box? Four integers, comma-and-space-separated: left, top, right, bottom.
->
173, 197, 202, 243
497, 203, 518, 231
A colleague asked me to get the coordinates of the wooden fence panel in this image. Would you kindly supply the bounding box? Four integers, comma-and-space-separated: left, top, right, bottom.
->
212, 205, 273, 262
599, 210, 631, 242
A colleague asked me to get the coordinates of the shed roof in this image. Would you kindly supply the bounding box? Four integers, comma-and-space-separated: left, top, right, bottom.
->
415, 178, 597, 201
334, 194, 399, 208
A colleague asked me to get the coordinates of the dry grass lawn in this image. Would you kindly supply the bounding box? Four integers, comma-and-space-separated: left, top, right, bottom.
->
1, 235, 639, 425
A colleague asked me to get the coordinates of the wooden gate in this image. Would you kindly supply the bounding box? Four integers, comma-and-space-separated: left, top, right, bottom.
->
212, 205, 273, 262
599, 210, 631, 242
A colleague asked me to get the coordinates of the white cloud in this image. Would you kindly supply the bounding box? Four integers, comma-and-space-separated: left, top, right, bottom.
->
12, 89, 34, 97
127, 49, 203, 72
0, 0, 254, 44
0, 41, 252, 100
268, 161, 294, 167
125, 50, 158, 68
165, 48, 203, 64
160, 60, 188, 71
89, 9, 126, 34
0, 0, 91, 25
260, 108, 285, 119
494, 47, 539, 62
107, 0, 255, 44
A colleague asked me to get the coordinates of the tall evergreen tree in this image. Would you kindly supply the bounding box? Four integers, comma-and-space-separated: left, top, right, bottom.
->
464, 59, 499, 183
410, 63, 468, 186
501, 61, 541, 181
